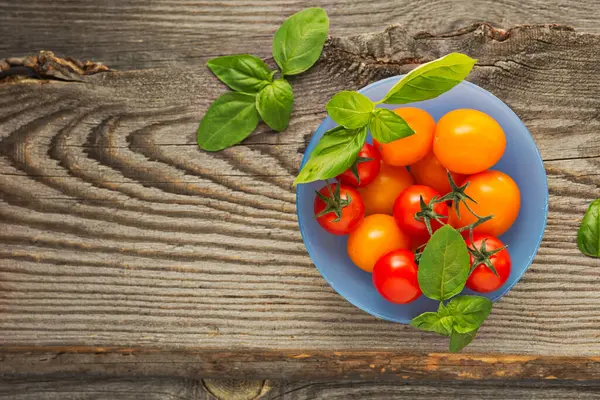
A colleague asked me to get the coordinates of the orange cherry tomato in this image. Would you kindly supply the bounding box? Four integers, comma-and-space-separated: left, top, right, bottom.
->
450, 170, 520, 237
374, 107, 435, 166
347, 214, 411, 273
358, 162, 414, 215
410, 151, 465, 195
433, 109, 506, 175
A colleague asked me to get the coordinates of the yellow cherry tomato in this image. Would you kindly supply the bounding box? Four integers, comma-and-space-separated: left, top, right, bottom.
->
358, 162, 414, 216
433, 109, 506, 175
410, 151, 466, 196
374, 107, 436, 166
450, 170, 520, 237
347, 214, 412, 272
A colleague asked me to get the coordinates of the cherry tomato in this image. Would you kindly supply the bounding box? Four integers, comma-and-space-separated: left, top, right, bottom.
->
410, 151, 465, 196
337, 143, 381, 188
358, 163, 414, 215
347, 214, 411, 272
314, 184, 365, 235
434, 109, 506, 175
374, 107, 435, 166
373, 249, 422, 303
393, 185, 449, 242
465, 232, 511, 293
449, 170, 520, 237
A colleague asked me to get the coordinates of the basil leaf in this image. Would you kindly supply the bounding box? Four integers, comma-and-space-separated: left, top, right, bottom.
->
382, 53, 477, 104
410, 311, 453, 337
294, 125, 367, 185
418, 225, 470, 301
369, 108, 415, 144
449, 329, 478, 353
273, 7, 329, 76
445, 295, 492, 334
326, 91, 374, 129
207, 54, 272, 93
197, 92, 260, 151
578, 199, 600, 257
256, 79, 294, 132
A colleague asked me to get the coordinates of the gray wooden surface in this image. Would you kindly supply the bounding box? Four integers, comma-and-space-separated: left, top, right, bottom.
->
1, 0, 599, 70
2, 0, 600, 399
2, 377, 600, 399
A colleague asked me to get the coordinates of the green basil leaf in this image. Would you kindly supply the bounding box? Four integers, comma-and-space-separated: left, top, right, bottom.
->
418, 225, 470, 301
578, 199, 600, 257
445, 295, 492, 334
369, 108, 415, 144
207, 54, 272, 93
294, 125, 367, 185
382, 53, 477, 104
272, 8, 329, 76
410, 311, 453, 337
197, 92, 260, 151
326, 91, 374, 129
256, 79, 294, 132
449, 329, 478, 353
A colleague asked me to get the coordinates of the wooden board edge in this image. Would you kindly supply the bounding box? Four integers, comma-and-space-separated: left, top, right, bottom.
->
1, 347, 599, 382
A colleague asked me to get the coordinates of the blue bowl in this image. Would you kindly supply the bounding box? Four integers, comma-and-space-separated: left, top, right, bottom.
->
296, 76, 549, 323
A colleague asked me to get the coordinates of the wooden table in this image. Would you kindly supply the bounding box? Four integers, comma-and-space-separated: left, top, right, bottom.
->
2, 1, 600, 398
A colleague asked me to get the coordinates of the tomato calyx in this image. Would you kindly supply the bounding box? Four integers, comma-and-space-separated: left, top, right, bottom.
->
438, 171, 478, 219
314, 184, 352, 222
349, 156, 374, 185
414, 243, 426, 264
415, 195, 448, 235
468, 239, 507, 277
437, 170, 495, 241
456, 214, 494, 236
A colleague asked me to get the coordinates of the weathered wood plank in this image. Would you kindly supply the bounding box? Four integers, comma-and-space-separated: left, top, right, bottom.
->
0, 376, 207, 400
4, 349, 600, 382
1, 0, 599, 69
3, 376, 600, 399
268, 380, 600, 399
1, 24, 600, 379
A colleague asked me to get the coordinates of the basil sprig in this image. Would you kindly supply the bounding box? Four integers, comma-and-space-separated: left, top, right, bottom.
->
294, 126, 367, 185
256, 79, 294, 132
410, 225, 493, 352
578, 199, 600, 257
198, 8, 329, 151
206, 55, 272, 93
295, 53, 477, 184
326, 91, 374, 129
197, 92, 261, 151
273, 7, 330, 76
382, 53, 477, 104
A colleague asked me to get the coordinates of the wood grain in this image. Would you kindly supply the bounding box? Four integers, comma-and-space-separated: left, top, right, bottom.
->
202, 379, 272, 400
0, 376, 207, 400
3, 377, 600, 399
2, 23, 600, 380
1, 0, 599, 70
269, 381, 600, 399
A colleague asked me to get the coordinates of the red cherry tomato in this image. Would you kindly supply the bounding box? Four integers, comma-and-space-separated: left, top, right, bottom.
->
337, 143, 381, 188
314, 183, 365, 235
373, 249, 422, 304
393, 185, 448, 242
465, 232, 511, 293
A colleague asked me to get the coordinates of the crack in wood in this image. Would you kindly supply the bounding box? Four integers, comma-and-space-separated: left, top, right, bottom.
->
0, 51, 110, 82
